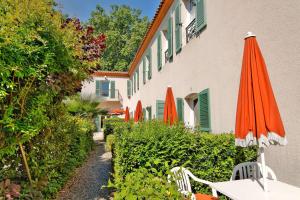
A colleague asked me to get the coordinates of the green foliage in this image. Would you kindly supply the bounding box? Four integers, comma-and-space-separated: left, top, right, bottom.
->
113, 168, 183, 200
89, 5, 149, 71
0, 0, 99, 157
105, 134, 116, 152
0, 1, 102, 197
64, 94, 102, 117
103, 117, 127, 138
0, 104, 95, 199
112, 121, 257, 195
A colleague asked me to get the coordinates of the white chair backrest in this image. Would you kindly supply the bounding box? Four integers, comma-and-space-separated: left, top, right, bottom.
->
169, 167, 193, 195
231, 162, 277, 181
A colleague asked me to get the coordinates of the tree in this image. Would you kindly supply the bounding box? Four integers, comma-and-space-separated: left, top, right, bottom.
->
0, 0, 105, 185
89, 5, 149, 71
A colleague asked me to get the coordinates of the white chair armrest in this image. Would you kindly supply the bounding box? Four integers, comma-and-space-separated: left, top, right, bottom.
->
186, 171, 218, 197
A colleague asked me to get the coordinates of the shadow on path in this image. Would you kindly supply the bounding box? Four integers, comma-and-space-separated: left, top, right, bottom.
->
56, 141, 112, 200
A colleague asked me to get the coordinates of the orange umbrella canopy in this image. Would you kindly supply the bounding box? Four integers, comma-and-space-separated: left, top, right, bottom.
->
108, 108, 124, 115
163, 87, 178, 125
134, 100, 143, 122
124, 106, 130, 122
235, 34, 287, 148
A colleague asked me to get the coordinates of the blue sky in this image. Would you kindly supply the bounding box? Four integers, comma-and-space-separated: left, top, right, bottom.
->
55, 0, 161, 22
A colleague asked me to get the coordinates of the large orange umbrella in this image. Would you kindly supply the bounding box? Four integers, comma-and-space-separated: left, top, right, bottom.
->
134, 100, 143, 122
124, 106, 130, 122
235, 32, 287, 191
163, 87, 178, 125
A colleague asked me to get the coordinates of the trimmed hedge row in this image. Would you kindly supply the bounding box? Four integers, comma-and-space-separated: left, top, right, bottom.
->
103, 118, 126, 139
111, 121, 257, 197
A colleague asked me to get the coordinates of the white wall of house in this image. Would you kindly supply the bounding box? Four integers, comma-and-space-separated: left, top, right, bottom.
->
81, 76, 128, 105
121, 0, 300, 186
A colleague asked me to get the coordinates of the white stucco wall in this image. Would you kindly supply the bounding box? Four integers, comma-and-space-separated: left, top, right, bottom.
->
81, 76, 128, 106
121, 0, 300, 186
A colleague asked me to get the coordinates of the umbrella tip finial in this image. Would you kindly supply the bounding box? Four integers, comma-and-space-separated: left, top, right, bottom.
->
245, 32, 256, 39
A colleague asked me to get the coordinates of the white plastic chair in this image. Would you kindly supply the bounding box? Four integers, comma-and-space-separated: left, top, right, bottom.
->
231, 162, 277, 181
168, 167, 218, 200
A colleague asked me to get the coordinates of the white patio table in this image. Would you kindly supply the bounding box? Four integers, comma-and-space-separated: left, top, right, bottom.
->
209, 178, 300, 200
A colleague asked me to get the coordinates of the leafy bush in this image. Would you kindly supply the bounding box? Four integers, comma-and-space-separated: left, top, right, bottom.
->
113, 168, 183, 200
103, 118, 125, 139
112, 121, 257, 195
64, 95, 102, 117
105, 135, 116, 152
0, 105, 95, 199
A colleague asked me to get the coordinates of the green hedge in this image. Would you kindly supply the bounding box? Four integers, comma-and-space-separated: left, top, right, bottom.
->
113, 168, 182, 199
0, 106, 95, 199
112, 121, 257, 196
103, 118, 125, 139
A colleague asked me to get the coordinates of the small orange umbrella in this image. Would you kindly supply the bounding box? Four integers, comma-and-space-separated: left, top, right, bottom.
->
134, 100, 143, 122
235, 32, 287, 191
108, 108, 124, 115
124, 107, 130, 122
163, 87, 178, 125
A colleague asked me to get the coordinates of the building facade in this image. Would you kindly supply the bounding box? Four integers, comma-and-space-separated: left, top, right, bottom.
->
81, 0, 300, 186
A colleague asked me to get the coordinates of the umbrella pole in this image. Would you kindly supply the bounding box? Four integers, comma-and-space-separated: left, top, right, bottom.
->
260, 147, 268, 192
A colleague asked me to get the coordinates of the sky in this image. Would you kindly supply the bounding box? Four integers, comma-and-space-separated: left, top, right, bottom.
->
55, 0, 161, 22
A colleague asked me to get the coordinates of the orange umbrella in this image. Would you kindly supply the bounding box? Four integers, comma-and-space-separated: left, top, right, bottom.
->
108, 108, 124, 115
235, 32, 287, 191
134, 100, 143, 122
163, 87, 178, 125
124, 107, 130, 122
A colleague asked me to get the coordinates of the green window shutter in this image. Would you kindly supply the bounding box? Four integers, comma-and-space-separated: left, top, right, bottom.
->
198, 88, 211, 131
134, 72, 136, 91
167, 17, 173, 59
110, 81, 115, 98
127, 80, 131, 97
156, 100, 165, 119
147, 106, 152, 120
176, 98, 184, 121
137, 68, 139, 90
147, 49, 152, 80
157, 33, 162, 71
175, 2, 182, 53
196, 0, 206, 32
131, 78, 133, 95
143, 108, 146, 121
143, 57, 146, 84
96, 80, 101, 96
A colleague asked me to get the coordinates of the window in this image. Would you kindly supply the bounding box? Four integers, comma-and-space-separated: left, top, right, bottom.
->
156, 100, 165, 119
176, 98, 184, 121
101, 81, 109, 97
95, 80, 110, 97
198, 88, 211, 131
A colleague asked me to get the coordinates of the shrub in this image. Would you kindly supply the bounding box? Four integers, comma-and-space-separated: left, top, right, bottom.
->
105, 135, 116, 152
113, 168, 183, 200
1, 105, 95, 199
103, 118, 125, 139
112, 121, 257, 195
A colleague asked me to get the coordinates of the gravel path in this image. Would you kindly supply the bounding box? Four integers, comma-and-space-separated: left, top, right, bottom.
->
56, 141, 112, 200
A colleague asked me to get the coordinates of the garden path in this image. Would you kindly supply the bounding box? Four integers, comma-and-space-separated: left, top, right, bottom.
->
56, 132, 112, 200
